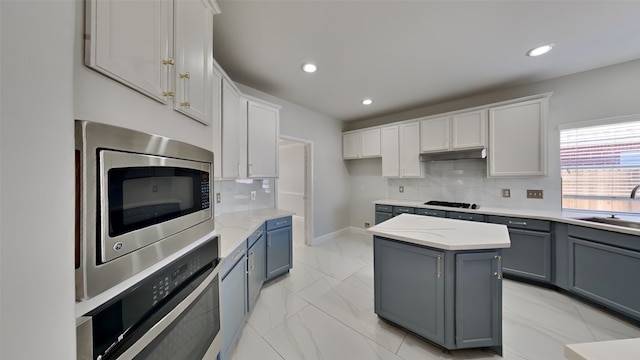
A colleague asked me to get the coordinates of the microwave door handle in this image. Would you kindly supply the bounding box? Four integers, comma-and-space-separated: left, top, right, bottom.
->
115, 266, 219, 359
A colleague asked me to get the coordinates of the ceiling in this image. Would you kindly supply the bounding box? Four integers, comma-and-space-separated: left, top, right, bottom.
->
211, 1, 640, 122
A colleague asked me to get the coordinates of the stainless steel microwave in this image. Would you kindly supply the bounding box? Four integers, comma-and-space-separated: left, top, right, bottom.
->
75, 120, 215, 301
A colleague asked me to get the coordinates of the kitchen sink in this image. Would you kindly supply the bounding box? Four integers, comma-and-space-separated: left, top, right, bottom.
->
579, 217, 640, 230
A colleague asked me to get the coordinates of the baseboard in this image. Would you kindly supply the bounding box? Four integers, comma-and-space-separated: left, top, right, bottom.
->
311, 226, 369, 245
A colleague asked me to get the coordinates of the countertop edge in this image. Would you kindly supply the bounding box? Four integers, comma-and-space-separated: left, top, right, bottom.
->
373, 199, 640, 236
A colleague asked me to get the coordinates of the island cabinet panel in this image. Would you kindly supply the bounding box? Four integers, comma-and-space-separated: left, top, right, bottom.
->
455, 252, 502, 349
486, 216, 552, 283
374, 237, 445, 344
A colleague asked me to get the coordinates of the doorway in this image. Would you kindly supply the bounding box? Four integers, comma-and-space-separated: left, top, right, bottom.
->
277, 137, 313, 246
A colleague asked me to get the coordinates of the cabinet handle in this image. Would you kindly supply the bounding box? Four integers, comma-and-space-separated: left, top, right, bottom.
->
508, 221, 527, 226
436, 255, 442, 278
494, 255, 502, 280
162, 59, 174, 98
179, 72, 190, 107
248, 164, 252, 176
254, 230, 264, 238
231, 249, 245, 261
494, 272, 502, 279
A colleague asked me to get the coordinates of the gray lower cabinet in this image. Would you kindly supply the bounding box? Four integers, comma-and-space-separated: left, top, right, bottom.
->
374, 236, 445, 343
247, 233, 266, 310
266, 216, 293, 280
220, 249, 248, 360
375, 211, 393, 224
374, 236, 502, 353
568, 230, 640, 321
392, 206, 415, 216
487, 216, 552, 283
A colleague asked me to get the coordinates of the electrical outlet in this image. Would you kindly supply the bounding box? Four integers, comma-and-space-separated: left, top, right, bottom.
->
527, 189, 544, 199
502, 189, 511, 198
399, 186, 404, 193
364, 222, 370, 229
250, 191, 256, 200
216, 193, 221, 203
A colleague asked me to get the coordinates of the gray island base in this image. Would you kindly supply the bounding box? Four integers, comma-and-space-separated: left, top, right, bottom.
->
367, 214, 511, 356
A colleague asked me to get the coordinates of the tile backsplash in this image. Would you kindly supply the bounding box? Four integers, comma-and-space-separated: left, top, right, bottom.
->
387, 159, 561, 211
214, 179, 275, 215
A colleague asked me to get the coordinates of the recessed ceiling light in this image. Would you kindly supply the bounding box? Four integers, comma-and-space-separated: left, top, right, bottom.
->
362, 99, 373, 105
301, 63, 317, 73
526, 44, 555, 57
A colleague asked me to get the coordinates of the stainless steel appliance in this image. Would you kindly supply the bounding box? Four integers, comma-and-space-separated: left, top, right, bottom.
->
424, 200, 480, 209
76, 236, 222, 360
75, 120, 215, 300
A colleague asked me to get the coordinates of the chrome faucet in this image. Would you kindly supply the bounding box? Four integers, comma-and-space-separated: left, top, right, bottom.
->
631, 185, 640, 199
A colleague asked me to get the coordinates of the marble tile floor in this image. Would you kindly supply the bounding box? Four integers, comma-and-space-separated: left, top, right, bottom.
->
229, 221, 640, 360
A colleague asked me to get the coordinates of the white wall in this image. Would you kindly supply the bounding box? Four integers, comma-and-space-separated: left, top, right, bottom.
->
347, 59, 640, 229
278, 142, 305, 217
1, 1, 76, 358
237, 83, 351, 238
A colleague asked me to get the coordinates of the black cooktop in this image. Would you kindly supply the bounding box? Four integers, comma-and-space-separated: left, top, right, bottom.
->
424, 201, 479, 209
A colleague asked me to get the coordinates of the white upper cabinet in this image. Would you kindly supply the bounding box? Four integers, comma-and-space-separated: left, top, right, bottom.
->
381, 123, 421, 178
173, 0, 217, 124
220, 78, 243, 179
420, 116, 450, 152
381, 126, 400, 177
451, 110, 487, 150
488, 98, 548, 177
420, 110, 487, 152
342, 128, 382, 159
85, 0, 173, 103
211, 63, 223, 179
85, 0, 220, 124
247, 99, 280, 178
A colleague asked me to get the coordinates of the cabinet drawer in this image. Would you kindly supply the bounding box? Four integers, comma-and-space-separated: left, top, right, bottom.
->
266, 216, 292, 230
375, 204, 393, 213
415, 208, 446, 217
221, 240, 247, 279
487, 215, 550, 232
446, 211, 485, 222
568, 225, 640, 252
393, 206, 415, 216
247, 224, 266, 247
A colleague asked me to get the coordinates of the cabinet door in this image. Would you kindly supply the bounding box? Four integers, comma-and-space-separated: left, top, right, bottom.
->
211, 64, 223, 179
569, 238, 640, 320
220, 257, 247, 359
342, 132, 360, 159
488, 98, 548, 177
399, 122, 421, 177
455, 252, 502, 349
266, 227, 292, 279
502, 229, 552, 282
247, 100, 279, 178
247, 234, 267, 310
374, 237, 445, 345
451, 110, 487, 150
381, 126, 400, 177
85, 0, 172, 103
375, 212, 393, 225
221, 79, 241, 179
420, 116, 450, 152
360, 128, 382, 158
173, 0, 213, 124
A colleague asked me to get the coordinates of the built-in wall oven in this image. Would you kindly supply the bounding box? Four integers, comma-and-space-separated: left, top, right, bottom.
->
77, 236, 222, 360
75, 120, 215, 300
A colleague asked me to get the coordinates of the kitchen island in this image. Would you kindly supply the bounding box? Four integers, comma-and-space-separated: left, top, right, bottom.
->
367, 214, 510, 355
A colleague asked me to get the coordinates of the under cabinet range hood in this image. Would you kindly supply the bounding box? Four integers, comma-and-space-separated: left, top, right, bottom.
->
420, 148, 487, 162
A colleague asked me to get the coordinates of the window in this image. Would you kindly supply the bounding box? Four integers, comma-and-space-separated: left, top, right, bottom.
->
560, 118, 640, 213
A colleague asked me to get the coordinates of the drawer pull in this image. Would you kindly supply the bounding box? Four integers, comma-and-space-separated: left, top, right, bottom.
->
436, 255, 442, 278
508, 221, 527, 226
231, 249, 245, 261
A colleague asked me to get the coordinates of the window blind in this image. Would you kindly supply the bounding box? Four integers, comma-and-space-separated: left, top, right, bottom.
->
560, 120, 640, 213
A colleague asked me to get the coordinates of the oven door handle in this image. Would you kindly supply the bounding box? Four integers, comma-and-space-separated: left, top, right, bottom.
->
116, 263, 221, 360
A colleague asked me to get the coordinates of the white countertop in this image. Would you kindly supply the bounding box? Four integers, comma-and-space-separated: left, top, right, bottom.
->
215, 208, 295, 258
374, 199, 640, 236
565, 338, 640, 360
366, 213, 510, 250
